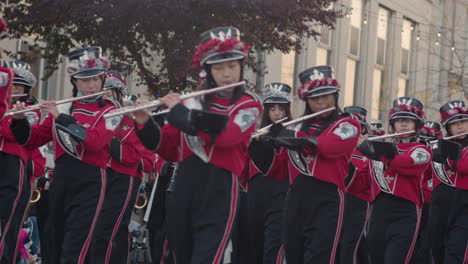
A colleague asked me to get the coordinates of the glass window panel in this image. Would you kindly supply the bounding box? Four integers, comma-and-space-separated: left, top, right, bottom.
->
398, 77, 407, 97
345, 58, 357, 106
316, 47, 329, 66
281, 51, 296, 87
349, 26, 360, 56
371, 68, 382, 120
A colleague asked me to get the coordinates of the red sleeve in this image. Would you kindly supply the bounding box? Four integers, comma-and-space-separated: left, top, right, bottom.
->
0, 67, 12, 120
27, 148, 46, 179
314, 119, 361, 159
390, 146, 432, 176
198, 101, 262, 147
141, 148, 156, 174
455, 148, 468, 174
24, 114, 53, 149
156, 124, 181, 162
116, 128, 142, 167
0, 117, 16, 141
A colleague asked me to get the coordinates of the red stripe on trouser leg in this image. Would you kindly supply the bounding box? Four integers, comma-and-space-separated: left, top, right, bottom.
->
404, 207, 422, 264
78, 168, 107, 264
104, 176, 134, 264
329, 189, 344, 264
212, 173, 238, 264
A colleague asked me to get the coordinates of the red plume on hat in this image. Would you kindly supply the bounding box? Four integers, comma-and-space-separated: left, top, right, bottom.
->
0, 17, 8, 37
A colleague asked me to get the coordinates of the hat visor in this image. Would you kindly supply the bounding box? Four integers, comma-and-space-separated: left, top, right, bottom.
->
443, 114, 468, 126
204, 52, 245, 65
305, 87, 339, 98
263, 97, 290, 104
419, 134, 436, 140
72, 69, 106, 79
12, 78, 33, 87
389, 112, 421, 121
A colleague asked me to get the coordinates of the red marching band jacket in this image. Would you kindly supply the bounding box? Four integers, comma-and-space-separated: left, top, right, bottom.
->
154, 93, 262, 177
0, 67, 12, 120
369, 142, 432, 207
17, 100, 118, 169
136, 145, 158, 179
453, 147, 468, 190
251, 147, 290, 182
282, 115, 361, 188
108, 115, 143, 177
344, 149, 372, 202
1, 104, 45, 178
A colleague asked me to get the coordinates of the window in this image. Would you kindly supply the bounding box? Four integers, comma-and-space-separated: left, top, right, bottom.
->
320, 26, 332, 46
400, 19, 413, 75
376, 7, 390, 65
349, 0, 362, 56
371, 68, 383, 120
344, 58, 358, 106
316, 47, 329, 66
281, 50, 296, 87
398, 77, 407, 97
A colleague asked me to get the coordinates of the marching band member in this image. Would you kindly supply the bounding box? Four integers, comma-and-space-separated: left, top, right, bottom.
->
270, 66, 361, 263
89, 72, 143, 263
134, 26, 262, 263
410, 121, 442, 264
436, 101, 468, 263
0, 61, 45, 263
0, 18, 11, 120
339, 106, 371, 264
10, 46, 119, 263
247, 82, 292, 264
361, 97, 432, 263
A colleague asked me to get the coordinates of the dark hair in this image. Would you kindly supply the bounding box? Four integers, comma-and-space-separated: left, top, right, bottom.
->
200, 60, 245, 110
69, 75, 106, 113
300, 93, 342, 136
260, 103, 292, 128
446, 120, 468, 147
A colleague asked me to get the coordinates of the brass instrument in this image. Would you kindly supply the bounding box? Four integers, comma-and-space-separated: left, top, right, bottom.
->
104, 81, 246, 119
369, 130, 416, 141
5, 90, 107, 117
30, 188, 41, 203
135, 193, 148, 209
251, 107, 336, 138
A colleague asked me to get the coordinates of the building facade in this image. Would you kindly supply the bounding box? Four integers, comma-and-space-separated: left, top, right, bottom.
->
1, 0, 467, 124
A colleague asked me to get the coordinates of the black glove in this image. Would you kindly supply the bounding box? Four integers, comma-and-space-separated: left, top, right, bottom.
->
275, 136, 318, 152
360, 140, 397, 160
269, 123, 285, 138
438, 139, 461, 161
55, 114, 87, 142
190, 109, 229, 137
167, 104, 197, 135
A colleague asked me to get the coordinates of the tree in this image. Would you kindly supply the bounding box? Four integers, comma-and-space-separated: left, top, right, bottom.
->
3, 0, 345, 97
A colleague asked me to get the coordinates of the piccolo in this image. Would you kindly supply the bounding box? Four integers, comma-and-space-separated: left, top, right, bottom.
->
429, 131, 468, 144
104, 81, 246, 119
369, 130, 415, 141
251, 117, 288, 138
11, 94, 28, 98
150, 109, 170, 117
5, 91, 107, 116
252, 107, 336, 138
